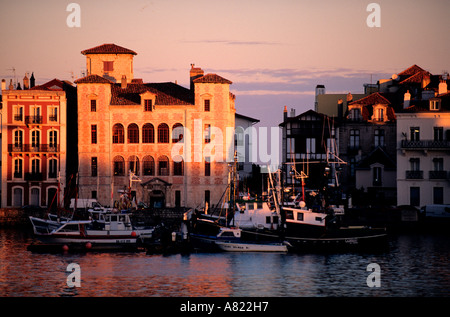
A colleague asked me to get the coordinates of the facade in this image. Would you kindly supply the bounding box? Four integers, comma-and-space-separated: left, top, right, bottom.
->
397, 79, 450, 206
75, 44, 236, 209
279, 108, 338, 198
1, 76, 76, 208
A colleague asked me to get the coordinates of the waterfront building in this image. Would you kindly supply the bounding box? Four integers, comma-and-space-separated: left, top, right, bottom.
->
1, 75, 77, 208
75, 44, 236, 208
396, 76, 450, 206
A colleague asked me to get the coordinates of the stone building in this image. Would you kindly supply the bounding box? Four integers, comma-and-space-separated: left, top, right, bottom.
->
74, 44, 236, 209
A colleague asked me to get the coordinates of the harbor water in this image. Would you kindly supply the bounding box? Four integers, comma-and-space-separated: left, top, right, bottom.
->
0, 228, 449, 297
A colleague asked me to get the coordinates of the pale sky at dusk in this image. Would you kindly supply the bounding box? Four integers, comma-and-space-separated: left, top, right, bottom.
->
1, 0, 449, 129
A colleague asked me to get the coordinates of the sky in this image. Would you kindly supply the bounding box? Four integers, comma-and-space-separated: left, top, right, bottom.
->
1, 0, 449, 130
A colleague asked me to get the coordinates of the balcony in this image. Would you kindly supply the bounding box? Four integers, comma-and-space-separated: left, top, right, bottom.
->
401, 140, 450, 150
429, 171, 449, 180
8, 144, 60, 153
406, 170, 423, 179
24, 172, 44, 181
25, 116, 43, 125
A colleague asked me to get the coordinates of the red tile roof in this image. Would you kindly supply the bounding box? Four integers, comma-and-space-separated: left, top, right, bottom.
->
399, 70, 431, 84
398, 64, 425, 77
81, 44, 137, 55
74, 74, 112, 84
349, 92, 391, 105
193, 74, 232, 84
30, 78, 65, 90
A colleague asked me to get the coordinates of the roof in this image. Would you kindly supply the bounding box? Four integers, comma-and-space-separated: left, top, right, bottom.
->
110, 82, 194, 106
349, 92, 391, 106
193, 73, 232, 84
399, 70, 431, 84
81, 44, 137, 55
235, 113, 260, 123
74, 74, 112, 84
357, 146, 396, 169
30, 78, 75, 91
398, 64, 425, 77
279, 109, 331, 126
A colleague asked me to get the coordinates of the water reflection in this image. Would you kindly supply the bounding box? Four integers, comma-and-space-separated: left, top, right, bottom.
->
0, 229, 449, 297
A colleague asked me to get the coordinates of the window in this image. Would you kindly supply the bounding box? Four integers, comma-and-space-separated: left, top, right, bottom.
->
49, 130, 58, 149
375, 108, 384, 121
14, 158, 23, 178
173, 156, 184, 176
143, 156, 155, 176
31, 130, 40, 150
91, 125, 97, 144
112, 124, 124, 143
90, 100, 97, 112
49, 159, 58, 179
172, 123, 184, 143
204, 99, 210, 112
433, 158, 444, 171
13, 105, 23, 121
13, 130, 23, 150
175, 191, 181, 208
113, 156, 125, 176
349, 108, 361, 121
31, 158, 40, 174
349, 157, 356, 178
430, 99, 440, 111
349, 130, 360, 149
128, 156, 140, 175
144, 99, 152, 112
158, 156, 169, 176
30, 106, 41, 124
374, 129, 385, 147
204, 124, 211, 144
434, 127, 443, 141
49, 107, 58, 122
91, 157, 98, 177
142, 123, 155, 143
306, 138, 316, 153
127, 123, 139, 143
157, 123, 169, 143
373, 167, 382, 186
205, 157, 211, 176
410, 127, 420, 141
410, 158, 420, 171
433, 187, 444, 204
92, 191, 97, 200
410, 187, 420, 207
103, 61, 114, 72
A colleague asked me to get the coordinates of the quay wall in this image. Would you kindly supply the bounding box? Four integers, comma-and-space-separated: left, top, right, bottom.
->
0, 208, 46, 227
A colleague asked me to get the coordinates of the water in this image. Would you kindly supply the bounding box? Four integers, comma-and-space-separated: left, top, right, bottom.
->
0, 228, 449, 297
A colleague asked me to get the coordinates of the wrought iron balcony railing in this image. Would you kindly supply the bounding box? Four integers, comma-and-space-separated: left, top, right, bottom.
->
429, 171, 449, 179
8, 144, 60, 153
25, 116, 43, 124
401, 140, 450, 149
406, 170, 423, 179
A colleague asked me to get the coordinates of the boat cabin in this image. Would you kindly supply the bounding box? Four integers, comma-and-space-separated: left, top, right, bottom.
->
283, 207, 326, 227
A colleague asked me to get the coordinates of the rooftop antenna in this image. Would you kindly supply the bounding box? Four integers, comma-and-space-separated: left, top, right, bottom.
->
7, 67, 17, 88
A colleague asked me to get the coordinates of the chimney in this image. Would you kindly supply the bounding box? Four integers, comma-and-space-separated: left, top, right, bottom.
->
9, 79, 13, 90
30, 72, 35, 88
190, 64, 204, 91
23, 73, 29, 90
283, 105, 288, 121
404, 90, 411, 108
290, 108, 296, 118
121, 75, 127, 89
1, 79, 6, 91
438, 80, 448, 95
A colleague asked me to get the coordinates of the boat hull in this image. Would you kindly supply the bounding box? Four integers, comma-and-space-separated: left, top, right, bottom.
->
215, 241, 287, 252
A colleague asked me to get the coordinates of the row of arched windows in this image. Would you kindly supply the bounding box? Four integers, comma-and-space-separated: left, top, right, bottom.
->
112, 123, 184, 144
112, 155, 184, 176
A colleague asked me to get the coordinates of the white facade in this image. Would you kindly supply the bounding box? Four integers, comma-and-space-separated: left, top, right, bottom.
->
397, 111, 450, 206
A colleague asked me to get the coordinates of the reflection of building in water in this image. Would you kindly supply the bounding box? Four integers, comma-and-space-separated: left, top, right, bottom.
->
76, 44, 236, 208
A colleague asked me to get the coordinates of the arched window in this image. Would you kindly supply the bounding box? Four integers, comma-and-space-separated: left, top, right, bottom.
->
13, 157, 23, 179
158, 155, 169, 176
127, 123, 139, 143
48, 158, 58, 179
142, 156, 155, 176
31, 129, 40, 150
30, 187, 40, 206
142, 123, 155, 143
172, 123, 184, 143
12, 187, 23, 207
49, 130, 58, 149
128, 155, 140, 175
173, 155, 184, 176
112, 124, 124, 144
158, 123, 169, 143
13, 129, 23, 150
31, 158, 41, 174
113, 155, 125, 176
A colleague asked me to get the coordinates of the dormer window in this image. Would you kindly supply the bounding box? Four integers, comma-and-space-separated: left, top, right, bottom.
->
372, 104, 387, 122
430, 99, 440, 111
144, 99, 152, 112
140, 91, 156, 112
349, 108, 361, 121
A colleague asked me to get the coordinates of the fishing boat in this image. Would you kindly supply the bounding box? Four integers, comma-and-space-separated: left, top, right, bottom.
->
29, 211, 154, 250
215, 240, 288, 252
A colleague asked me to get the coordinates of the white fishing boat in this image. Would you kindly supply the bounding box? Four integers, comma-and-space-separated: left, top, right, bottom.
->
29, 212, 153, 249
215, 240, 288, 252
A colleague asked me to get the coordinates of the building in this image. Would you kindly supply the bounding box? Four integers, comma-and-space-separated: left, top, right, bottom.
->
74, 44, 236, 209
1, 75, 76, 209
397, 77, 450, 207
235, 113, 259, 178
314, 84, 367, 117
279, 107, 338, 201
